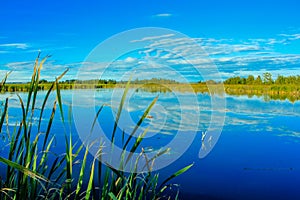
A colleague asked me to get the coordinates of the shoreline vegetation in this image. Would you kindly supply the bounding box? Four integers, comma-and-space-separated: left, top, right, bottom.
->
3, 73, 300, 102
0, 56, 193, 199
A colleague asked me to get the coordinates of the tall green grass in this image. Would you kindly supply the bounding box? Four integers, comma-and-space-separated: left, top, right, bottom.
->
0, 55, 192, 199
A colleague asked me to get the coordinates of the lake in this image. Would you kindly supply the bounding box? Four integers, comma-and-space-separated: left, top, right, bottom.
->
1, 89, 300, 200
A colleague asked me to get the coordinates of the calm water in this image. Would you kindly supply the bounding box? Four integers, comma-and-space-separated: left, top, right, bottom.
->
1, 89, 300, 200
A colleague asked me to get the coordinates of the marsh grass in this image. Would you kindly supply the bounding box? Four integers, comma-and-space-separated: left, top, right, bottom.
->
0, 55, 192, 199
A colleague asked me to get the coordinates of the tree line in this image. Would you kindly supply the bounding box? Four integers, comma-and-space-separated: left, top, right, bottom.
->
39, 79, 117, 84
22, 73, 300, 86
223, 73, 300, 85
39, 78, 178, 85
119, 78, 179, 84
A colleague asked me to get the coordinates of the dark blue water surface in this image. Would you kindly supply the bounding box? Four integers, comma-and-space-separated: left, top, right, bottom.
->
1, 90, 300, 200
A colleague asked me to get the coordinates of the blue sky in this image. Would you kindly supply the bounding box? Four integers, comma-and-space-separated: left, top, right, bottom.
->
1, 0, 300, 82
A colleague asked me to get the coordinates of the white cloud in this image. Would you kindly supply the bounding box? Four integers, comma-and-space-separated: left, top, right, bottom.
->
0, 43, 29, 49
3, 60, 73, 82
232, 44, 261, 52
124, 57, 137, 63
131, 34, 175, 43
153, 13, 173, 18
279, 33, 300, 40
89, 33, 300, 80
3, 32, 300, 82
5, 61, 33, 70
266, 38, 288, 45
167, 58, 211, 65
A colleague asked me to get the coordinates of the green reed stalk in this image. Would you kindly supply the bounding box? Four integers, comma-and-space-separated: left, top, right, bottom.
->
0, 55, 193, 200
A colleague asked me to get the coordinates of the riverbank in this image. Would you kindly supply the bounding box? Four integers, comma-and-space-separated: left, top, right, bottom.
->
3, 82, 300, 102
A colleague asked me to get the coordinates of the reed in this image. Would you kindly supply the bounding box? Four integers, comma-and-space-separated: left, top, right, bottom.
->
0, 55, 192, 199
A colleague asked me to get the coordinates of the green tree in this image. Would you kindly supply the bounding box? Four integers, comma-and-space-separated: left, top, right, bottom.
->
39, 79, 48, 84
275, 75, 285, 84
263, 72, 273, 84
241, 77, 246, 84
224, 76, 243, 84
246, 75, 255, 84
254, 75, 263, 85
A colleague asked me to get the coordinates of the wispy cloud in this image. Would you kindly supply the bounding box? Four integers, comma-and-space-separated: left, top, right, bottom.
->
126, 32, 300, 81
279, 33, 300, 41
0, 43, 29, 49
124, 57, 137, 63
131, 34, 174, 43
3, 31, 300, 82
4, 60, 71, 82
153, 13, 173, 18
5, 61, 33, 70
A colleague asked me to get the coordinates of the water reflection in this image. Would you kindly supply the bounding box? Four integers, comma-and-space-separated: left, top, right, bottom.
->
1, 89, 300, 198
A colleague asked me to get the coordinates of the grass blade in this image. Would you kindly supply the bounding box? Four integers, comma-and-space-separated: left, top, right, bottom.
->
159, 163, 194, 190
90, 105, 104, 133
125, 127, 149, 165
108, 192, 118, 200
123, 96, 158, 150
85, 159, 96, 200
0, 156, 49, 183
75, 146, 89, 200
38, 82, 55, 132
38, 68, 68, 132
26, 52, 40, 115
0, 71, 11, 92
31, 56, 50, 114
111, 77, 131, 143
16, 94, 27, 141
0, 98, 8, 132
42, 100, 57, 151
56, 68, 69, 81
142, 148, 171, 172
55, 79, 64, 122
65, 132, 73, 193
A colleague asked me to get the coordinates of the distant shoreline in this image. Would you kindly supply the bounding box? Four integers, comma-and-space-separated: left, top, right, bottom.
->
2, 82, 300, 102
